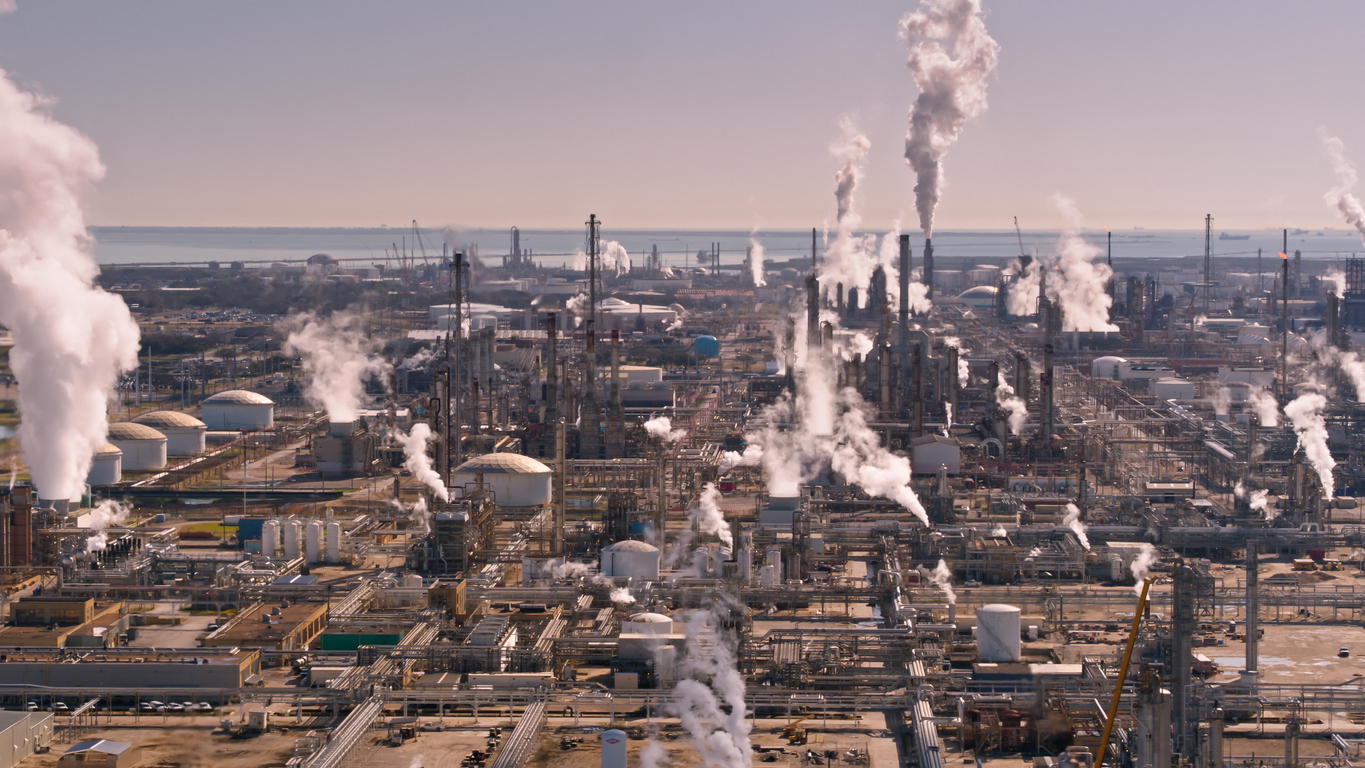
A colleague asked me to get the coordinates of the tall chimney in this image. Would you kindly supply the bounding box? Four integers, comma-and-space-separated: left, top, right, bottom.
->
947, 346, 960, 421
1245, 540, 1258, 675
545, 313, 559, 424
1014, 351, 1030, 405
923, 238, 935, 299
1327, 291, 1343, 350
899, 235, 911, 341
607, 330, 624, 458
806, 269, 820, 349
1041, 343, 1055, 439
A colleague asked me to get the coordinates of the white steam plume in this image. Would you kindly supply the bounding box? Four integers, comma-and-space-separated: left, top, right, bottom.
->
1049, 197, 1118, 332
943, 402, 953, 433
640, 739, 669, 768
609, 587, 636, 605
666, 483, 733, 570
1005, 257, 1040, 317
989, 525, 1006, 537
1320, 128, 1365, 245
409, 496, 431, 536
718, 444, 763, 475
1061, 503, 1090, 550
922, 558, 956, 604
748, 236, 766, 288
644, 415, 688, 444
1212, 387, 1231, 418
995, 372, 1027, 435
397, 346, 433, 371
566, 292, 589, 329
1234, 480, 1246, 500
600, 240, 632, 277
85, 499, 130, 553
394, 423, 448, 503
1248, 387, 1280, 428
1250, 489, 1273, 519
673, 603, 752, 768
283, 310, 391, 422
1284, 391, 1335, 500
1129, 544, 1157, 594
900, 0, 999, 238
1326, 267, 1347, 299
0, 72, 141, 503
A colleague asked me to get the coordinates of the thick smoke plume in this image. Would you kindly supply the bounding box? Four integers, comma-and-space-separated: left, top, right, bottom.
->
645, 415, 688, 444
748, 237, 766, 288
1326, 267, 1347, 299
1284, 391, 1335, 500
1061, 503, 1090, 550
1129, 544, 1157, 595
667, 483, 733, 569
394, 423, 448, 502
1248, 387, 1280, 428
1320, 128, 1365, 245
0, 72, 141, 502
85, 499, 130, 553
900, 0, 999, 238
600, 240, 632, 276
284, 310, 391, 422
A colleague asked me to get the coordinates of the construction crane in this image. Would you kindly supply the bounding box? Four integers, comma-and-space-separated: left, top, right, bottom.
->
1014, 216, 1026, 260
1095, 578, 1152, 768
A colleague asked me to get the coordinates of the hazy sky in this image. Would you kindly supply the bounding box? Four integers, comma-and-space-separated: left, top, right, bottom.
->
1, 2, 1363, 232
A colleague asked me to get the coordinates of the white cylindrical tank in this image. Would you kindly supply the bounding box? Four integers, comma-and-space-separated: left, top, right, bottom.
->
86, 443, 123, 486
325, 521, 341, 563
766, 547, 782, 575
132, 411, 208, 455
451, 453, 553, 507
600, 729, 628, 768
621, 612, 673, 635
738, 548, 752, 582
283, 520, 301, 559
200, 390, 275, 430
107, 422, 168, 470
1091, 356, 1127, 380
977, 604, 1023, 662
305, 521, 321, 563
261, 519, 279, 558
1110, 556, 1124, 582
404, 574, 423, 589
599, 540, 661, 581
758, 564, 776, 587
1152, 377, 1195, 403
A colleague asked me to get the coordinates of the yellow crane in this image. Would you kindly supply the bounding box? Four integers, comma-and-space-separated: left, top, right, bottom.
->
1095, 578, 1152, 768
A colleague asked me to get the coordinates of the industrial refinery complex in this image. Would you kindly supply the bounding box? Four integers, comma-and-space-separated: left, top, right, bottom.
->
4, 3, 1365, 768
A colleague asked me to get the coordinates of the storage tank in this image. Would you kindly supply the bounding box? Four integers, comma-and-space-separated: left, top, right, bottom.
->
695, 547, 710, 578
86, 443, 123, 486
1151, 377, 1195, 403
600, 540, 661, 581
132, 411, 208, 455
977, 604, 1022, 662
261, 519, 280, 559
107, 422, 168, 470
758, 564, 776, 586
693, 335, 720, 358
1091, 356, 1127, 380
621, 612, 674, 635
450, 453, 552, 507
305, 521, 321, 563
403, 574, 424, 589
201, 389, 275, 430
325, 521, 341, 563
283, 520, 301, 559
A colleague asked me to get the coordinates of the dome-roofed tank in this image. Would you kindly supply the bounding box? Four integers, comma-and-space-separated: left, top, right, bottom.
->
600, 539, 661, 581
86, 442, 123, 486
1091, 356, 1127, 380
693, 335, 720, 358
451, 453, 552, 507
107, 422, 168, 470
621, 611, 674, 635
201, 389, 275, 430
977, 603, 1022, 662
133, 411, 208, 455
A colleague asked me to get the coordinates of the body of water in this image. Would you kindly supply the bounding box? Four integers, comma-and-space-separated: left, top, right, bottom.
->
88, 226, 1365, 270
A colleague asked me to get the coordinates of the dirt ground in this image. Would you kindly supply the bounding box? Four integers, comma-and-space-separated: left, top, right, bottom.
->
31, 724, 297, 768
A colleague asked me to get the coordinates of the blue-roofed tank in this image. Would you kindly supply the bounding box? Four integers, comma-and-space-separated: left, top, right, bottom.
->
694, 335, 720, 358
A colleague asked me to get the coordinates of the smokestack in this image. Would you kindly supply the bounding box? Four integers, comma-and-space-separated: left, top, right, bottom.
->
607, 330, 624, 458
923, 238, 935, 300
545, 313, 558, 424
1328, 291, 1343, 350
1014, 351, 1030, 405
836, 282, 845, 317
947, 346, 960, 421
1282, 250, 1290, 399
911, 342, 925, 437
1245, 540, 1258, 675
898, 235, 911, 347
1244, 412, 1260, 506
554, 418, 566, 556
1041, 343, 1055, 440
806, 269, 820, 349
880, 343, 892, 421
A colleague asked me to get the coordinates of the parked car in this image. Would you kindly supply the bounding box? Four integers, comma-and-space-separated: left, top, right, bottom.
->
194, 703, 215, 713
168, 703, 185, 713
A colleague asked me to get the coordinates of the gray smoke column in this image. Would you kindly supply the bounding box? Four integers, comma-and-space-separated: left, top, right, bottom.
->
0, 68, 141, 502
1284, 391, 1335, 499
283, 310, 392, 422
1320, 128, 1365, 245
833, 118, 871, 225
900, 0, 1000, 238
394, 423, 448, 503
